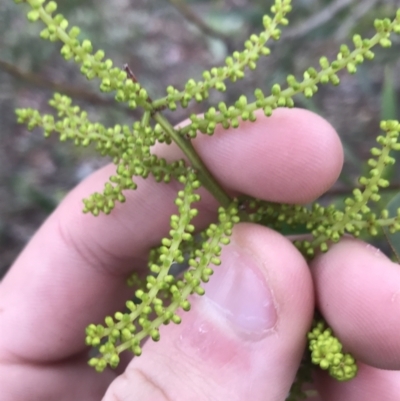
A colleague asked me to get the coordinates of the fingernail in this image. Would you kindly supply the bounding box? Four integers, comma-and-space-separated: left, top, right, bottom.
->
203, 245, 277, 340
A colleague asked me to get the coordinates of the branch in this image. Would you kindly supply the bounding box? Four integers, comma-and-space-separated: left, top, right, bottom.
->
167, 0, 230, 42
0, 58, 127, 109
323, 182, 400, 197
334, 0, 380, 41
153, 112, 233, 209
281, 0, 354, 40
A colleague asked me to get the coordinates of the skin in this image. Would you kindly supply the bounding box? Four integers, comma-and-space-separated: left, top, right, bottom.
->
1, 108, 400, 400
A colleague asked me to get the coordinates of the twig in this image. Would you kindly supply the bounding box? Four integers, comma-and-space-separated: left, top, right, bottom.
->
167, 0, 230, 42
281, 0, 355, 40
335, 0, 380, 41
123, 63, 166, 114
0, 58, 127, 110
322, 182, 400, 197
123, 63, 153, 104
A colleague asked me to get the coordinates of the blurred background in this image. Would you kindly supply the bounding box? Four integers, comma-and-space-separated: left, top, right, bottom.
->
1, 0, 400, 278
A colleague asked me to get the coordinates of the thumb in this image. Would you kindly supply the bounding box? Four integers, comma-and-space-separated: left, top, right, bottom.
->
102, 223, 314, 401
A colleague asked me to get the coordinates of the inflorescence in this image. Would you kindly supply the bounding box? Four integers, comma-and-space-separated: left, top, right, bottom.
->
308, 320, 358, 381
13, 0, 400, 398
245, 120, 400, 258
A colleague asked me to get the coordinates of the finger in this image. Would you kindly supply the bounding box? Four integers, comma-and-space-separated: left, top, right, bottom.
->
0, 108, 342, 364
103, 224, 314, 401
192, 108, 343, 203
310, 237, 400, 370
315, 362, 400, 401
0, 356, 115, 401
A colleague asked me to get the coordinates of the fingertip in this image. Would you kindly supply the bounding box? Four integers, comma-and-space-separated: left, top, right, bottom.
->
193, 108, 343, 203
106, 224, 314, 400
315, 362, 400, 401
311, 238, 400, 369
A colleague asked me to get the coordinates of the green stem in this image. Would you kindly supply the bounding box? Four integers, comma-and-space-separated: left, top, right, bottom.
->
153, 112, 232, 208
141, 110, 151, 126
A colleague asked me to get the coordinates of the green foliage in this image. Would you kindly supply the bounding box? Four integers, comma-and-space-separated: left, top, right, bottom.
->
383, 192, 400, 262
12, 0, 400, 398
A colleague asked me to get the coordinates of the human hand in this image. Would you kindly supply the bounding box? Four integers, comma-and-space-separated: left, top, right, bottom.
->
1, 108, 400, 401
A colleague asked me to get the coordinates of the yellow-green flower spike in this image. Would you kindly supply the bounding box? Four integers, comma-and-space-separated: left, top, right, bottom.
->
308, 319, 358, 381
13, 2, 400, 395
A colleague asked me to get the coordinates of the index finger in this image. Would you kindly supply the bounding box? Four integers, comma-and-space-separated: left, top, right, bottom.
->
0, 108, 343, 363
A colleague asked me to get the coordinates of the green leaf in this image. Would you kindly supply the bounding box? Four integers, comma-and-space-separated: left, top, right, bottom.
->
383, 191, 400, 262
381, 65, 399, 121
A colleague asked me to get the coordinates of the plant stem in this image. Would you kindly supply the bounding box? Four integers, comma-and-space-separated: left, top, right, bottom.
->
153, 112, 233, 208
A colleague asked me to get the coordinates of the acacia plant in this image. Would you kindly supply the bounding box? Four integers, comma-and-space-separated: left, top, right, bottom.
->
13, 0, 400, 399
